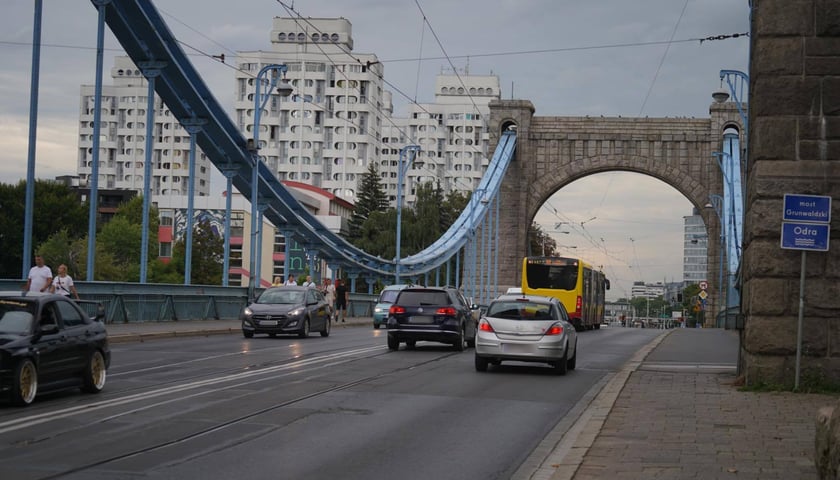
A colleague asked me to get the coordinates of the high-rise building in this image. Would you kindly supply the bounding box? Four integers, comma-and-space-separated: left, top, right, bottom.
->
234, 17, 385, 203
77, 56, 212, 196
235, 17, 500, 207
380, 74, 500, 205
683, 207, 708, 283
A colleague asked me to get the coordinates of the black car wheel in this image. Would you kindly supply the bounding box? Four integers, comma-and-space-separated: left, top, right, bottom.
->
387, 335, 399, 351
299, 319, 310, 338
553, 347, 568, 376
320, 316, 330, 337
82, 350, 107, 394
474, 354, 489, 372
12, 359, 38, 406
453, 325, 466, 352
243, 330, 254, 339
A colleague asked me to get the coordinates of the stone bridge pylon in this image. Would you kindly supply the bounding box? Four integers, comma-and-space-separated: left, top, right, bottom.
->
486, 99, 744, 316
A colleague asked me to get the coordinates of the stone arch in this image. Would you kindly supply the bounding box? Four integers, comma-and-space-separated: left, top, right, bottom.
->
488, 100, 733, 317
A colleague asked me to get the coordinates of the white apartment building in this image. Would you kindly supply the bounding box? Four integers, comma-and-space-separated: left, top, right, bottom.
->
380, 74, 500, 205
234, 17, 385, 203
77, 56, 212, 197
683, 207, 708, 283
630, 281, 666, 299
235, 17, 501, 207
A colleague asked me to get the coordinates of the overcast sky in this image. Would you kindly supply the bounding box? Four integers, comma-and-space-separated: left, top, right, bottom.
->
1, 0, 750, 299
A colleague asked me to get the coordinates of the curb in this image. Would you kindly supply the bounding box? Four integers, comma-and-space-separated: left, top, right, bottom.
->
521, 330, 673, 480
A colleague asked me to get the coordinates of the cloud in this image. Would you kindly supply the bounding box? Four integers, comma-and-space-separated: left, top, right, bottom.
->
1, 0, 747, 298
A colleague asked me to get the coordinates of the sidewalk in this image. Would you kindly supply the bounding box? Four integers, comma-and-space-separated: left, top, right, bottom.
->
546, 329, 838, 480
104, 320, 837, 479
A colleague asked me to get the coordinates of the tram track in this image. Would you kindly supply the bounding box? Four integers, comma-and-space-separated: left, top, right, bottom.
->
28, 348, 462, 479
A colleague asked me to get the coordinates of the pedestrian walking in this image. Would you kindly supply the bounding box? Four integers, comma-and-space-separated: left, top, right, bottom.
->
24, 255, 53, 293
50, 264, 80, 300
335, 278, 348, 322
302, 275, 316, 288
322, 278, 336, 321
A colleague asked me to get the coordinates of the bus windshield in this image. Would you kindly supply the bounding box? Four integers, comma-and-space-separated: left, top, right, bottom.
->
524, 262, 578, 290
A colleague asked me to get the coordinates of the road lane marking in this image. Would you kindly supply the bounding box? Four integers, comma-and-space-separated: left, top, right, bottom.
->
0, 345, 383, 434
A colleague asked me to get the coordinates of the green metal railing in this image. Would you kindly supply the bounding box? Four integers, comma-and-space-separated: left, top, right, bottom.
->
0, 280, 376, 324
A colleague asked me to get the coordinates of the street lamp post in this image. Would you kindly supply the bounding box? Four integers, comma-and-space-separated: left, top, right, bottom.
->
249, 64, 293, 301
395, 145, 420, 284
706, 194, 725, 327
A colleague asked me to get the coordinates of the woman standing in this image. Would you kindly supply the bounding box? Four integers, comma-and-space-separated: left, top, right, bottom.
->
50, 264, 80, 300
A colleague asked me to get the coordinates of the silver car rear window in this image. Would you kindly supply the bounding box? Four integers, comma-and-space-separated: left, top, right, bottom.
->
487, 301, 554, 320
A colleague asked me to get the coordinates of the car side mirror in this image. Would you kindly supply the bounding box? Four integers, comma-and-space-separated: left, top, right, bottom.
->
40, 323, 59, 335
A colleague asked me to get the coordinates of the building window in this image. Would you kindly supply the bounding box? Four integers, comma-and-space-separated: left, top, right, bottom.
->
159, 242, 172, 257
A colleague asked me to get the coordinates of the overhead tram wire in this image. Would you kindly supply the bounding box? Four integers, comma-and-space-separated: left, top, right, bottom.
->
0, 30, 749, 66
378, 32, 749, 64
637, 0, 689, 116
411, 0, 485, 120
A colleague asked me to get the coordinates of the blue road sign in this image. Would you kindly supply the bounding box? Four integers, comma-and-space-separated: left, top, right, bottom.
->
783, 194, 831, 223
781, 222, 830, 251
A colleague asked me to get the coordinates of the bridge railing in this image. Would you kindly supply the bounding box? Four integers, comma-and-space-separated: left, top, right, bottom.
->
0, 280, 376, 324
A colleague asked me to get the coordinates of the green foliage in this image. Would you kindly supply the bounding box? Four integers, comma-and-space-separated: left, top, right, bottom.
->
629, 296, 672, 318
37, 229, 87, 280
349, 163, 388, 241
528, 223, 556, 257
354, 210, 397, 259
739, 369, 840, 394
0, 180, 88, 278
441, 190, 469, 232
169, 220, 224, 285
406, 182, 445, 254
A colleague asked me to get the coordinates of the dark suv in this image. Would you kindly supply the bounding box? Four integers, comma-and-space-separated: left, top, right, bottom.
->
385, 287, 479, 351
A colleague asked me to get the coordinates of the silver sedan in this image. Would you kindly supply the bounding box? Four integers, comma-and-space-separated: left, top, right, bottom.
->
474, 294, 577, 375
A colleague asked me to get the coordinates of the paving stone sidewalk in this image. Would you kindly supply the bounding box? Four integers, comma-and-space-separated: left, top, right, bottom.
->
571, 369, 837, 480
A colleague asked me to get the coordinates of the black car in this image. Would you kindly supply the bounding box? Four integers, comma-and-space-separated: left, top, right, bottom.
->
0, 292, 110, 406
385, 287, 479, 351
241, 286, 332, 338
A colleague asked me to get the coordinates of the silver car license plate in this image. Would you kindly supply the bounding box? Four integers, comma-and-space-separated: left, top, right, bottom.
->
259, 320, 278, 326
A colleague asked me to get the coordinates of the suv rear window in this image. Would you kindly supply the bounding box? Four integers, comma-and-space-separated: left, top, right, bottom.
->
397, 291, 449, 306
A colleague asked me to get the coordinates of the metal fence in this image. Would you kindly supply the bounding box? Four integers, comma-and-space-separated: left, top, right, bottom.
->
0, 280, 376, 324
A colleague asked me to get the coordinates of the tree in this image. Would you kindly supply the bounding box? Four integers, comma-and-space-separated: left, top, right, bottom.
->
88, 196, 158, 282
354, 209, 397, 260
37, 229, 87, 280
0, 180, 88, 278
407, 182, 446, 254
348, 163, 388, 241
441, 190, 469, 233
528, 223, 556, 256
169, 219, 224, 285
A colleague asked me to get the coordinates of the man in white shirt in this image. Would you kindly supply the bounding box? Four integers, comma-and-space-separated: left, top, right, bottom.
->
284, 275, 297, 286
24, 255, 53, 293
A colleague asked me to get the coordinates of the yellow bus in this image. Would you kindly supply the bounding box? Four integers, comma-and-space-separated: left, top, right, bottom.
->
521, 256, 610, 331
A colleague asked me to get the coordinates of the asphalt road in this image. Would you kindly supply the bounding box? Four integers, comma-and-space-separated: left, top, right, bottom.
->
0, 325, 661, 480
